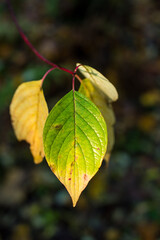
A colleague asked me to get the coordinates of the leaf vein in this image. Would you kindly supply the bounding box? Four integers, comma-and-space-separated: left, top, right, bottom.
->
56, 130, 73, 178
12, 93, 38, 113
76, 97, 106, 138
73, 90, 77, 198
76, 111, 102, 155
44, 100, 73, 142
48, 115, 72, 162
13, 103, 38, 121
76, 125, 96, 171
77, 142, 87, 176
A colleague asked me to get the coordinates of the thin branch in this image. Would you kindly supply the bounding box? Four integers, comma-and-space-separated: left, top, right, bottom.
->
41, 67, 56, 88
6, 0, 74, 76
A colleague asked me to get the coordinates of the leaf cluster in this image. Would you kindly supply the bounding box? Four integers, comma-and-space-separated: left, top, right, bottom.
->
10, 64, 118, 206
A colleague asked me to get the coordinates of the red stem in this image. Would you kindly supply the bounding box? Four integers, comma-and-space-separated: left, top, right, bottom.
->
72, 75, 75, 91
6, 0, 74, 76
41, 67, 56, 88
72, 64, 81, 90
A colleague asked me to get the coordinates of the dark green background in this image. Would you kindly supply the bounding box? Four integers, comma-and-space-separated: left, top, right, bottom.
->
0, 0, 160, 239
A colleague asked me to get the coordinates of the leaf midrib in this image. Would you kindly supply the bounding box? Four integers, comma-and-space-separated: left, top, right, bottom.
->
73, 90, 78, 195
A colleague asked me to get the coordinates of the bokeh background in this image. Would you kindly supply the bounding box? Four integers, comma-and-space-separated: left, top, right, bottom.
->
0, 0, 160, 239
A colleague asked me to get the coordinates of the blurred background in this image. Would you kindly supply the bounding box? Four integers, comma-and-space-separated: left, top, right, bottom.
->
0, 0, 160, 239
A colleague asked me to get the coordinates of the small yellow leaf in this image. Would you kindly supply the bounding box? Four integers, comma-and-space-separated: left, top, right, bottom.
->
79, 78, 115, 163
104, 126, 115, 164
10, 80, 48, 164
77, 63, 118, 101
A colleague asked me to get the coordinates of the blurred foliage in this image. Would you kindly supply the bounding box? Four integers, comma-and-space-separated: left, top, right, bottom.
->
0, 0, 160, 239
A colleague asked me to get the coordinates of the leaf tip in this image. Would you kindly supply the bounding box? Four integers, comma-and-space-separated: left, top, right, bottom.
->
67, 189, 80, 207
70, 174, 90, 207
33, 154, 44, 165
72, 197, 79, 207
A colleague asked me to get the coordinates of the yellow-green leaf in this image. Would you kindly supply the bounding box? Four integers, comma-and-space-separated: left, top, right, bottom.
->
43, 90, 108, 206
79, 78, 115, 163
77, 63, 118, 102
10, 80, 48, 164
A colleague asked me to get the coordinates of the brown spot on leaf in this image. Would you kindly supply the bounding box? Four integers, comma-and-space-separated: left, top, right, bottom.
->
50, 164, 55, 173
68, 178, 71, 181
52, 124, 62, 130
70, 162, 74, 175
97, 148, 100, 150
71, 162, 74, 167
83, 174, 88, 181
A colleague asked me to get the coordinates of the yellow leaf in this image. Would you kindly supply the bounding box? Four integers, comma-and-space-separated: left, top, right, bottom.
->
10, 80, 48, 164
104, 125, 115, 164
79, 78, 115, 163
77, 63, 118, 101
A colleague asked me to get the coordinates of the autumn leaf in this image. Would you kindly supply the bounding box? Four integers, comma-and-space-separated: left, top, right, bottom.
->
10, 80, 48, 164
43, 90, 108, 206
77, 63, 118, 102
79, 78, 115, 163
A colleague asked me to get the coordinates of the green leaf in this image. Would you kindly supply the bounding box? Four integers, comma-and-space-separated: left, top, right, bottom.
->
77, 63, 118, 102
43, 90, 108, 206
